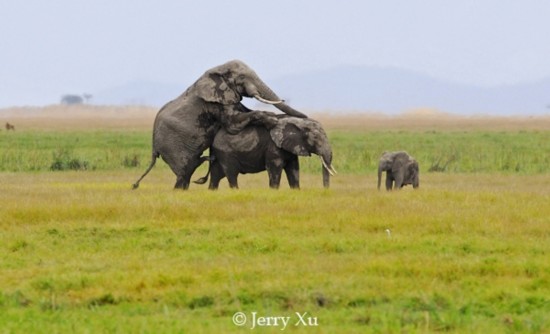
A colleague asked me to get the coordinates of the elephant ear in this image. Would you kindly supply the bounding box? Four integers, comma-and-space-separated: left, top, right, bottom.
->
194, 66, 241, 104
270, 119, 311, 156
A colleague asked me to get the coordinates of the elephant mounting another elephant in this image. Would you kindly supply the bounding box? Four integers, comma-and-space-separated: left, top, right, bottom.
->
378, 151, 419, 190
132, 60, 307, 190
194, 115, 336, 189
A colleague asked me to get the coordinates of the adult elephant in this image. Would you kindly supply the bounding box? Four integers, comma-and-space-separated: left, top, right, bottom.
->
132, 60, 307, 189
377, 151, 419, 190
195, 116, 336, 189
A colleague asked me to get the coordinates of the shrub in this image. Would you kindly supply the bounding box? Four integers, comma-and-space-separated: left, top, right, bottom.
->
122, 154, 140, 168
50, 149, 90, 171
188, 296, 214, 309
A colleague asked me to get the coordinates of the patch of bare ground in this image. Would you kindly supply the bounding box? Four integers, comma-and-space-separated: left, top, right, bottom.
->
1, 105, 549, 131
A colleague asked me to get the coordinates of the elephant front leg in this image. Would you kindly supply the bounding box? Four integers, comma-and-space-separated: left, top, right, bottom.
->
220, 163, 240, 189
267, 161, 284, 189
385, 171, 394, 191
284, 157, 300, 189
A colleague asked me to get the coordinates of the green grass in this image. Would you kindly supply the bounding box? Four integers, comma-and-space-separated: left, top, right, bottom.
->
1, 126, 549, 332
2, 129, 550, 174
0, 130, 149, 172
315, 130, 550, 174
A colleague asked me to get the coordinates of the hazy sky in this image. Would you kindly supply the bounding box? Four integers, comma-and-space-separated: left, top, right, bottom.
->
2, 1, 550, 107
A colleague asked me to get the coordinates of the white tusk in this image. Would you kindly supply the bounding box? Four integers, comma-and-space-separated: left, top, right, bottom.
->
329, 165, 337, 175
320, 157, 334, 176
254, 95, 284, 105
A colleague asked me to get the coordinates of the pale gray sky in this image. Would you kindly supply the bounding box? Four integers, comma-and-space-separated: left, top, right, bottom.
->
1, 0, 550, 107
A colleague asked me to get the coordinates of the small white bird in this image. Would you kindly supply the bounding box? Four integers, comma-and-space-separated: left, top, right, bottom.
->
385, 229, 392, 237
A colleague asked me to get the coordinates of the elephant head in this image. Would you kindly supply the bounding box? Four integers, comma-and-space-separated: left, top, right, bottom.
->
270, 117, 336, 188
192, 60, 307, 118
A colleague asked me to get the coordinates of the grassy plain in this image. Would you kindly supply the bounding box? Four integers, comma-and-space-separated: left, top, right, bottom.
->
0, 106, 549, 333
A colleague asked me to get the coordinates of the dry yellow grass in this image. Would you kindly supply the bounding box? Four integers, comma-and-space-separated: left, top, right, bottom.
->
0, 105, 156, 130
2, 105, 550, 131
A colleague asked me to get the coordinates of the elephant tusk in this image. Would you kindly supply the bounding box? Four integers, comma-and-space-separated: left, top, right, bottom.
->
320, 157, 335, 176
254, 95, 284, 105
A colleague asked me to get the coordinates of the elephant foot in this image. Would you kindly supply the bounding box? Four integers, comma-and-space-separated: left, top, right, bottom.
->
174, 177, 190, 190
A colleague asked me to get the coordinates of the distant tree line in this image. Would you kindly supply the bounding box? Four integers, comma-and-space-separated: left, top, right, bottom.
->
60, 93, 93, 105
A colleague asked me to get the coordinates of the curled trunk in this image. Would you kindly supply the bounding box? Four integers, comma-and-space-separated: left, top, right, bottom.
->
255, 80, 308, 118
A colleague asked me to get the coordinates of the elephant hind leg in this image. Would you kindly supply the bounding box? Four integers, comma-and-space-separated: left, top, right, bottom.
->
174, 175, 190, 190
208, 160, 225, 190
164, 154, 203, 190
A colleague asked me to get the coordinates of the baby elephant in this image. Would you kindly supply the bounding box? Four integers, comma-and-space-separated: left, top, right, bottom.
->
378, 151, 419, 190
196, 116, 336, 189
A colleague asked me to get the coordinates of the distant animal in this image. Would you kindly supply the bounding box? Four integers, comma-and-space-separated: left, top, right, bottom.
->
132, 60, 307, 190
195, 116, 335, 189
378, 151, 419, 190
5, 122, 15, 131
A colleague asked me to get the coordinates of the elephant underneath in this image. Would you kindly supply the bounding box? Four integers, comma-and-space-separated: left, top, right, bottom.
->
195, 116, 336, 189
378, 151, 419, 190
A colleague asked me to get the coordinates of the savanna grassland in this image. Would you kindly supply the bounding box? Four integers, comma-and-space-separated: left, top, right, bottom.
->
1, 106, 549, 333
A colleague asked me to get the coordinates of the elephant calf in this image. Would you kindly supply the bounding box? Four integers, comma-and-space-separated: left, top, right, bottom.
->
195, 116, 336, 189
378, 151, 419, 190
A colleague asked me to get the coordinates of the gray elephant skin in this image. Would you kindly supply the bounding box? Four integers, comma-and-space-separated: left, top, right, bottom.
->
195, 116, 336, 189
132, 60, 307, 190
378, 151, 419, 190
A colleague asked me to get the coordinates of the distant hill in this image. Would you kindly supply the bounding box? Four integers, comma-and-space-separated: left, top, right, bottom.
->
93, 67, 550, 115
270, 66, 550, 115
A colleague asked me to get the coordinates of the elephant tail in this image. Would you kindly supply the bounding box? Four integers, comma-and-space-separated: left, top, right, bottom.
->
132, 152, 159, 190
193, 155, 215, 185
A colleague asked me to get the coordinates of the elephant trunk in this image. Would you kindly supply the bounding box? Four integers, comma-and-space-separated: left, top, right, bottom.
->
322, 161, 331, 188
253, 79, 308, 118
319, 151, 336, 189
